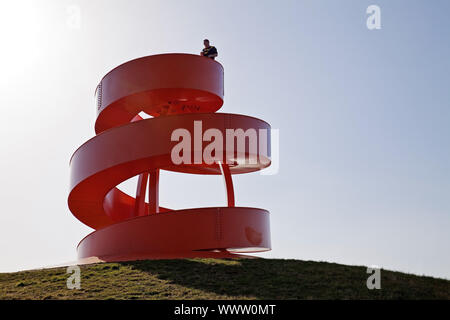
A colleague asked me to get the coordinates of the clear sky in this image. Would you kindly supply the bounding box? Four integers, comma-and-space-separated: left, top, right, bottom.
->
0, 0, 449, 279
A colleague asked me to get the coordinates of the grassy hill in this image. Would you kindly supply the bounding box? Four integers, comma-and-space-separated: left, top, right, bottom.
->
0, 258, 449, 300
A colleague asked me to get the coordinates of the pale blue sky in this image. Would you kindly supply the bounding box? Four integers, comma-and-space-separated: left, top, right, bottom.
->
0, 0, 448, 279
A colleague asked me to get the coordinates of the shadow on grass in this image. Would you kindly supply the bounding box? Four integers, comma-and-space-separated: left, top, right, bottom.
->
120, 258, 398, 299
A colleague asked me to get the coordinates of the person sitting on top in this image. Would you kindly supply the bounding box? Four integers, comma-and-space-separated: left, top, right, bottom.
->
200, 39, 218, 60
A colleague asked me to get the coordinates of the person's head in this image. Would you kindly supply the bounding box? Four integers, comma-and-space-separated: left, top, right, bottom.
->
203, 39, 210, 47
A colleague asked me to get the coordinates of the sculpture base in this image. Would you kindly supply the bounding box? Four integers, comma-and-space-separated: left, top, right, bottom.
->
77, 207, 271, 262
77, 251, 259, 265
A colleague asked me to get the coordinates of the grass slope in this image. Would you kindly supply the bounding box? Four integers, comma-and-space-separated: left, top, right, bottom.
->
1, 258, 449, 300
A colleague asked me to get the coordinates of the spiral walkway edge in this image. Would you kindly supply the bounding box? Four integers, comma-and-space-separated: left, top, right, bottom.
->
68, 53, 272, 261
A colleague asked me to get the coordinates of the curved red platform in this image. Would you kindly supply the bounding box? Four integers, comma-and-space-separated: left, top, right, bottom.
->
68, 53, 272, 261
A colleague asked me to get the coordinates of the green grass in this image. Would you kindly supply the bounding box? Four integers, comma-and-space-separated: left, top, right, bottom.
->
0, 258, 449, 299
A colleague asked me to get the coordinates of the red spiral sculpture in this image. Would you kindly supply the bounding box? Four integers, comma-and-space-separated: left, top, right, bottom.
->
68, 54, 272, 261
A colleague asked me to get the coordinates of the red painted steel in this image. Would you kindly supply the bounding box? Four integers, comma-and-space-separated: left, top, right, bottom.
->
219, 162, 235, 207
68, 53, 272, 261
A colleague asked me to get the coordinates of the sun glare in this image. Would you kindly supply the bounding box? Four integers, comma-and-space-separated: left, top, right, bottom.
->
0, 2, 44, 80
